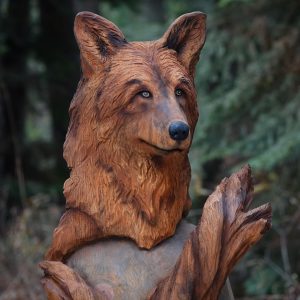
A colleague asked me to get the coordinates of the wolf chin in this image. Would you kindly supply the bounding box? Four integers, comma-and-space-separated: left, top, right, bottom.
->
46, 11, 206, 261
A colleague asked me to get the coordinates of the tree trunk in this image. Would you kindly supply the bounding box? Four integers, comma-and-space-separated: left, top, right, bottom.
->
37, 0, 79, 183
0, 0, 30, 225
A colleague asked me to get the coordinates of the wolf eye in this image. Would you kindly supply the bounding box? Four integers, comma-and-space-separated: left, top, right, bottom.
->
140, 91, 151, 98
175, 89, 183, 96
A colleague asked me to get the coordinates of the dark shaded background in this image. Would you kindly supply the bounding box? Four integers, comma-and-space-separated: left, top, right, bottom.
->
0, 0, 299, 299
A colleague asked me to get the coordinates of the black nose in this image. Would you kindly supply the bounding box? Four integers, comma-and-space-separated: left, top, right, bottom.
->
169, 121, 190, 141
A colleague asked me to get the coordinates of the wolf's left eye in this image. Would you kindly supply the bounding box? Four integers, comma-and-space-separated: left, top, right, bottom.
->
140, 91, 151, 98
175, 89, 183, 97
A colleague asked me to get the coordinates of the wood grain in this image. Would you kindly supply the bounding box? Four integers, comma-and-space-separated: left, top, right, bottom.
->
41, 11, 272, 300
45, 11, 206, 261
147, 165, 271, 300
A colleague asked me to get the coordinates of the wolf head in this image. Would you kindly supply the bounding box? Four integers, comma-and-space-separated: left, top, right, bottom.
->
63, 12, 206, 249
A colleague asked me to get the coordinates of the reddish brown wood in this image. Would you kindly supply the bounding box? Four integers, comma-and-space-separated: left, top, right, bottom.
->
45, 11, 206, 262
41, 11, 272, 300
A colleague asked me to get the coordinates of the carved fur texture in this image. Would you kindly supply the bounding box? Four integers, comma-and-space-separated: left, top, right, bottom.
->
46, 11, 206, 261
42, 13, 272, 300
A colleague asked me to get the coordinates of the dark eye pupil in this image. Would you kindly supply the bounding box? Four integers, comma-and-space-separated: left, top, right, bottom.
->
175, 89, 183, 96
141, 91, 150, 98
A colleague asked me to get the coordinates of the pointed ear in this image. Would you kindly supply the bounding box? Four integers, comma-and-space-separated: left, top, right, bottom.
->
160, 12, 206, 76
74, 12, 127, 77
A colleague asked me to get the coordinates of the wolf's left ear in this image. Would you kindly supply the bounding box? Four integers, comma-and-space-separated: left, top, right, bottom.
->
160, 12, 206, 76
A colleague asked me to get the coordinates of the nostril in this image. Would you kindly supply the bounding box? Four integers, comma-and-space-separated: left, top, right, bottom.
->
169, 121, 190, 141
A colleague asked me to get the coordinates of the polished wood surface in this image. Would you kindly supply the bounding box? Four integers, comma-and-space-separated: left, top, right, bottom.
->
41, 11, 271, 300
45, 11, 206, 261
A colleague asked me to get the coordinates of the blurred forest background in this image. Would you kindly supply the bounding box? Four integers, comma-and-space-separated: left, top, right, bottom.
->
0, 0, 299, 299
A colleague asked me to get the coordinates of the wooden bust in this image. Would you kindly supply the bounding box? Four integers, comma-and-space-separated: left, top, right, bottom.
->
41, 11, 272, 299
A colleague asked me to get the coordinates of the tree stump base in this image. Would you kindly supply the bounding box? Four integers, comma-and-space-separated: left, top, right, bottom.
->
40, 165, 271, 300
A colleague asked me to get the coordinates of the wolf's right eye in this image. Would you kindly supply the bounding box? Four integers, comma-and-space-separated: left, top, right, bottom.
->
175, 89, 184, 97
139, 91, 151, 99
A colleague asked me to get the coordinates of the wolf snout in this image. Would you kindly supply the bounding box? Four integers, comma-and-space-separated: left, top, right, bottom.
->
168, 121, 190, 141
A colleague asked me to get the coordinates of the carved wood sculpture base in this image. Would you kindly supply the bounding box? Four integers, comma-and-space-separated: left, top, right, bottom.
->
41, 165, 271, 300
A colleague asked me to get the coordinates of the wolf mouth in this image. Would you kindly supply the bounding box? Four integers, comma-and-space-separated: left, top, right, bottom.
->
140, 139, 183, 154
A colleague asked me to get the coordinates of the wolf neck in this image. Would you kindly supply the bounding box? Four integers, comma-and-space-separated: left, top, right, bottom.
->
64, 143, 191, 248
99, 145, 190, 223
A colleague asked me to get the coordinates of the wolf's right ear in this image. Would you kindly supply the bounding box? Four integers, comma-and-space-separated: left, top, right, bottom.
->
74, 12, 127, 78
160, 12, 206, 76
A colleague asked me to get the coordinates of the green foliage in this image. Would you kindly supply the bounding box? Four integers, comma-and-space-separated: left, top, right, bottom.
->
101, 1, 164, 40
164, 0, 300, 296
190, 1, 300, 296
245, 263, 282, 295
218, 0, 252, 8
194, 0, 300, 173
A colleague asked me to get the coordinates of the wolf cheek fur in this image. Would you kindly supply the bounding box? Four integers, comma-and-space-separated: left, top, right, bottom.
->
46, 11, 206, 261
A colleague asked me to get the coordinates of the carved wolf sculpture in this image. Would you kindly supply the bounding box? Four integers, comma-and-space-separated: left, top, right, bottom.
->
41, 11, 271, 300
46, 11, 204, 261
